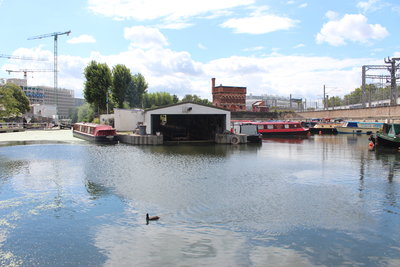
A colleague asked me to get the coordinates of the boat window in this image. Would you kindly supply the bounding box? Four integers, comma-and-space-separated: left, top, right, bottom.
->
89, 127, 94, 134
284, 124, 289, 129
275, 124, 283, 129
266, 125, 274, 129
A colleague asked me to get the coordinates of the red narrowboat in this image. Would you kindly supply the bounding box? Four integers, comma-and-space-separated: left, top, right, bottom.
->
252, 121, 309, 136
73, 122, 118, 143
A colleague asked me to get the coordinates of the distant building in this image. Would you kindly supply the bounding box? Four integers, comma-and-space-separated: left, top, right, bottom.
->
211, 78, 246, 111
6, 78, 27, 87
4, 78, 75, 119
252, 100, 269, 112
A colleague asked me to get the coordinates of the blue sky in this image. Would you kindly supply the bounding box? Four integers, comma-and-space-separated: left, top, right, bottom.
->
0, 0, 399, 105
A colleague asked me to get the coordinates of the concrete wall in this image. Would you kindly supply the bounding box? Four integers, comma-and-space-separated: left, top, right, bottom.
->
296, 105, 400, 122
145, 103, 231, 134
114, 108, 144, 132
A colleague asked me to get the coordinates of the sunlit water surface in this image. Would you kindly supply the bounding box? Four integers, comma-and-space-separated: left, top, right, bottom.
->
0, 135, 399, 266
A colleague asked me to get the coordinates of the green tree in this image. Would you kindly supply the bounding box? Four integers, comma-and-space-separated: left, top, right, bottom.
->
0, 83, 30, 117
142, 92, 175, 108
68, 107, 79, 123
172, 94, 179, 103
112, 64, 132, 108
77, 103, 95, 122
327, 96, 342, 108
84, 60, 112, 114
126, 73, 148, 108
181, 94, 211, 105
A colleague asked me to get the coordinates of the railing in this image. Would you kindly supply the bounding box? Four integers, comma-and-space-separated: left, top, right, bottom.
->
0, 122, 55, 132
0, 122, 25, 132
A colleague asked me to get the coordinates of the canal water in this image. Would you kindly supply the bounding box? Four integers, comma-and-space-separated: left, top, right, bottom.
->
0, 135, 399, 266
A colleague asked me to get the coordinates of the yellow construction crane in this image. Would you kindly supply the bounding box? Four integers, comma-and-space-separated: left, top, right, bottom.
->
28, 31, 71, 114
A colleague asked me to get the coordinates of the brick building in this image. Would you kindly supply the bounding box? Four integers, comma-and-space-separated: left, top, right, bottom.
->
211, 78, 246, 111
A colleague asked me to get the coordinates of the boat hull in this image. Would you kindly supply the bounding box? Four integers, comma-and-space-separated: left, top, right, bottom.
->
336, 127, 380, 134
73, 131, 118, 143
309, 127, 337, 134
375, 133, 400, 148
259, 130, 309, 136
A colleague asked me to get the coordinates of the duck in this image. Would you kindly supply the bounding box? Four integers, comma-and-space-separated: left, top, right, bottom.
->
146, 213, 160, 222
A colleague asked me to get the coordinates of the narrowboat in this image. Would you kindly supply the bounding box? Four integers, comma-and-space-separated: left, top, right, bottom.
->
309, 122, 343, 134
252, 121, 309, 136
370, 123, 400, 148
231, 121, 262, 143
73, 122, 118, 143
335, 121, 383, 134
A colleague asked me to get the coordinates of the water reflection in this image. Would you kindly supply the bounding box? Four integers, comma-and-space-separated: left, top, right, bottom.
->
0, 139, 399, 266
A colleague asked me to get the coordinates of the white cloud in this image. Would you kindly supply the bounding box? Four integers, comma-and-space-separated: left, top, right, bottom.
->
357, 0, 380, 13
242, 46, 265, 52
293, 43, 305, 48
124, 26, 168, 49
325, 11, 339, 20
299, 3, 308, 8
88, 0, 254, 22
221, 14, 298, 34
3, 43, 385, 101
198, 43, 207, 50
67, 34, 96, 44
159, 22, 193, 30
316, 14, 388, 46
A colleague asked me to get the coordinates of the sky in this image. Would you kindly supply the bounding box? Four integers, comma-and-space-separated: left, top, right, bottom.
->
0, 0, 399, 106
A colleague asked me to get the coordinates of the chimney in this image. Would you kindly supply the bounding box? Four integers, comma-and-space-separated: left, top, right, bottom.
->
211, 78, 216, 89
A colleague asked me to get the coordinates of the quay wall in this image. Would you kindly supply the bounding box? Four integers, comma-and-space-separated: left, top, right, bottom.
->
294, 105, 400, 122
118, 134, 163, 145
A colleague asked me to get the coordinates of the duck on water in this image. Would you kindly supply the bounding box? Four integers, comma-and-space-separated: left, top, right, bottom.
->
146, 213, 160, 224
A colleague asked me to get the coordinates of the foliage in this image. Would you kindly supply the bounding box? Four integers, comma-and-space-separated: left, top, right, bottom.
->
83, 60, 112, 114
0, 83, 30, 118
77, 103, 95, 122
327, 96, 342, 108
112, 64, 132, 108
92, 117, 100, 124
126, 73, 148, 108
142, 92, 175, 108
172, 94, 179, 103
68, 107, 79, 123
181, 94, 211, 105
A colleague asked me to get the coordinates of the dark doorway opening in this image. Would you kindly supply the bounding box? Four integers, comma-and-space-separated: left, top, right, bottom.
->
151, 114, 226, 141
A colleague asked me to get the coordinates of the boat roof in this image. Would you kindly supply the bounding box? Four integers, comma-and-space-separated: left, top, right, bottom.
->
252, 121, 302, 125
74, 122, 115, 130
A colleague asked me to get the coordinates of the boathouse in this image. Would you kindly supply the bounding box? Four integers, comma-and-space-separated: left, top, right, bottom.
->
114, 102, 231, 142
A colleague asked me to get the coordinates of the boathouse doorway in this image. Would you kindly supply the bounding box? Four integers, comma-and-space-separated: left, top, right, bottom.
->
144, 102, 231, 142
151, 114, 226, 141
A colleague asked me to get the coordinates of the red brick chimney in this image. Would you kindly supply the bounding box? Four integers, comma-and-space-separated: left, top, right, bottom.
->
211, 78, 215, 90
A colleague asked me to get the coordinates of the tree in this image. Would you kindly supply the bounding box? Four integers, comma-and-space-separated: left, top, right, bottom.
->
181, 94, 211, 105
112, 64, 132, 108
77, 103, 95, 122
142, 92, 175, 108
83, 61, 112, 114
172, 94, 179, 103
126, 73, 148, 108
0, 83, 30, 118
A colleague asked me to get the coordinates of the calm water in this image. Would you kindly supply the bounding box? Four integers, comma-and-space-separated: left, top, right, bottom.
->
0, 135, 399, 266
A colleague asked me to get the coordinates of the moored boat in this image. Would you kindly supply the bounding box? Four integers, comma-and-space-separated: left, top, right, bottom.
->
73, 122, 118, 143
335, 121, 383, 135
371, 123, 400, 148
231, 121, 262, 143
309, 122, 343, 134
252, 121, 309, 136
